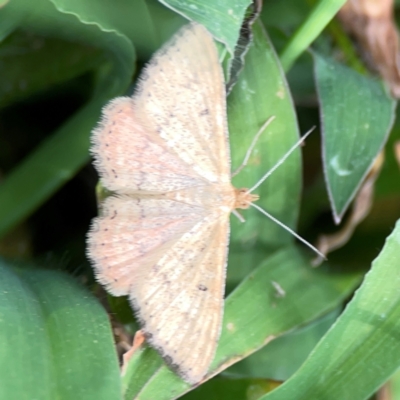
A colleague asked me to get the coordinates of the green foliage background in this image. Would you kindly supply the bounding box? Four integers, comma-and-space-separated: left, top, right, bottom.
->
0, 0, 399, 399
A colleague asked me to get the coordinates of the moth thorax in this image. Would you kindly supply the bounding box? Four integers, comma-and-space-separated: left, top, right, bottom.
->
234, 188, 259, 210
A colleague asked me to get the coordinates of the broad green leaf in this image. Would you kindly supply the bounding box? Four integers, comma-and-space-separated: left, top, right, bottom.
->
0, 31, 105, 109
0, 260, 121, 400
211, 248, 358, 380
229, 20, 301, 248
261, 219, 400, 400
0, 0, 135, 238
0, 0, 22, 41
158, 0, 252, 54
51, 0, 164, 59
121, 246, 361, 399
227, 309, 340, 380
313, 53, 396, 223
261, 0, 311, 29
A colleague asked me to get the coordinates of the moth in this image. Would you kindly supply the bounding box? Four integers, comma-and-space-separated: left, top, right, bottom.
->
87, 22, 316, 384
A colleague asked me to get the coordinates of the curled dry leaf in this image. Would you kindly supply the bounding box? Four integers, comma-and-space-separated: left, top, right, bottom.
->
338, 0, 400, 97
313, 152, 384, 265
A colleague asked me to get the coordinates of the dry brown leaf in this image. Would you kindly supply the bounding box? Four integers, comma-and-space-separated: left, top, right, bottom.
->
338, 0, 400, 97
313, 152, 384, 265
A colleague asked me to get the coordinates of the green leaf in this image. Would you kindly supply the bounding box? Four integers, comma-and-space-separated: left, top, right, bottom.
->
158, 0, 252, 54
261, 219, 400, 400
229, 20, 301, 248
121, 246, 361, 399
313, 53, 396, 223
227, 309, 341, 380
0, 0, 135, 238
0, 31, 105, 109
51, 0, 162, 59
0, 260, 121, 400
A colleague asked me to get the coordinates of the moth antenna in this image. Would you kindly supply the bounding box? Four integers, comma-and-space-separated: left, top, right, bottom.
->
247, 126, 315, 194
232, 116, 276, 177
249, 202, 326, 259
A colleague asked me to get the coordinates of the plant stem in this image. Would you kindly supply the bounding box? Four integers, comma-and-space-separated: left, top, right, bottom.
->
279, 0, 347, 72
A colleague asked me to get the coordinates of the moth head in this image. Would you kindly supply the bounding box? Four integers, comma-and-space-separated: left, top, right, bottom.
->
234, 188, 259, 209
